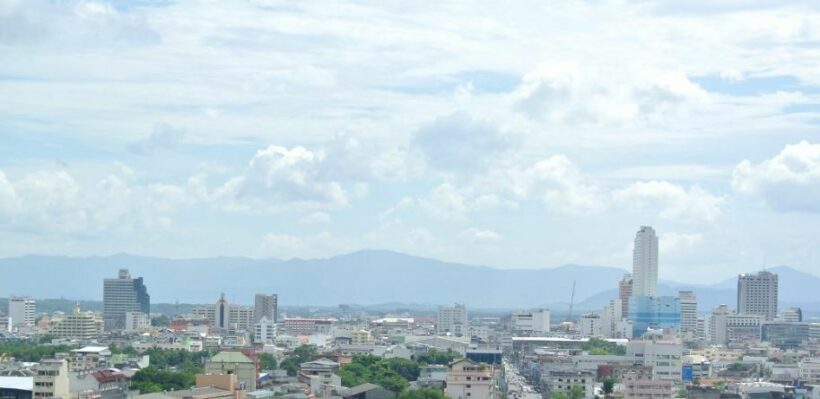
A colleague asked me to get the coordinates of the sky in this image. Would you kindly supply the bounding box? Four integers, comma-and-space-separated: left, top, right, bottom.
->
1, 0, 820, 283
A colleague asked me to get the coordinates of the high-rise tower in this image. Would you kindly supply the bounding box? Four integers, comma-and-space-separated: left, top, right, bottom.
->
632, 226, 659, 297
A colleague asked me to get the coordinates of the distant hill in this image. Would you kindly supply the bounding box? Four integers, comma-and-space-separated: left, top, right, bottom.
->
1, 250, 819, 312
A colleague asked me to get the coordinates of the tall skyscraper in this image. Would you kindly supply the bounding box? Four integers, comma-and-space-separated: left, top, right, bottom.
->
437, 303, 468, 336
619, 275, 633, 318
678, 291, 698, 334
103, 268, 150, 330
632, 226, 659, 297
254, 294, 278, 323
8, 296, 36, 327
737, 271, 778, 321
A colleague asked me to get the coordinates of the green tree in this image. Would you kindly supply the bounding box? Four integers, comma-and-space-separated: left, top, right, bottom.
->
259, 353, 277, 371
397, 388, 447, 399
552, 393, 570, 399
603, 379, 614, 395
152, 315, 171, 327
569, 385, 585, 399
130, 366, 197, 393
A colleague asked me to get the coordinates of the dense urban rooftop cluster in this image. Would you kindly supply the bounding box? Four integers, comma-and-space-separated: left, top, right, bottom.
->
1, 227, 818, 399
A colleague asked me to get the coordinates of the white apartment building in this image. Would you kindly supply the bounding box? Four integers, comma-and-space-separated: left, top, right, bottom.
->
124, 311, 150, 332
469, 325, 490, 342
8, 296, 36, 328
737, 271, 778, 321
445, 359, 496, 399
546, 370, 595, 399
627, 340, 683, 382
350, 329, 374, 345
512, 309, 550, 335
679, 291, 698, 335
709, 305, 763, 346
49, 306, 103, 340
438, 304, 468, 337
632, 226, 659, 297
192, 294, 255, 331
800, 358, 820, 383
254, 316, 276, 345
33, 359, 70, 399
579, 313, 602, 337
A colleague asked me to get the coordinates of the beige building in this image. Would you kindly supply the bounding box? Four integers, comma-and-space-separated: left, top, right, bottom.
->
33, 359, 70, 399
205, 351, 257, 390
49, 306, 103, 340
350, 330, 374, 345
445, 359, 496, 399
623, 371, 672, 399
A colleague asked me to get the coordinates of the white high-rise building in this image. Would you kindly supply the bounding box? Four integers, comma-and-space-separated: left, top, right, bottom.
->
254, 316, 276, 345
512, 309, 551, 335
437, 303, 468, 336
737, 271, 778, 321
579, 313, 602, 337
254, 294, 278, 323
8, 296, 36, 327
679, 291, 698, 334
632, 226, 659, 297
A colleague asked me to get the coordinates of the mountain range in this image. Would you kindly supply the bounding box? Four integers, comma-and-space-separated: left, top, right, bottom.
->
1, 250, 818, 313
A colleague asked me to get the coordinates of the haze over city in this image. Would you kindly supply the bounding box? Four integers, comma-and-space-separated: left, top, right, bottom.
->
2, 1, 820, 283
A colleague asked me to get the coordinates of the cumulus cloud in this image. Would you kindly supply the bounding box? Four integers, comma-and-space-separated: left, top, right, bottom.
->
412, 112, 512, 173
613, 180, 724, 222
216, 145, 358, 211
732, 141, 820, 212
512, 64, 709, 125
503, 155, 604, 214
299, 212, 331, 225
0, 166, 193, 235
418, 183, 511, 220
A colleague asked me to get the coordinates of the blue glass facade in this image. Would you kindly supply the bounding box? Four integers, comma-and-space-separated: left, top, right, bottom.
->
629, 295, 681, 337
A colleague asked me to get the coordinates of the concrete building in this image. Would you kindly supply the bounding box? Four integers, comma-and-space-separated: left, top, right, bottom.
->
103, 269, 150, 331
512, 309, 550, 335
33, 359, 70, 399
339, 383, 396, 399
679, 291, 698, 336
254, 316, 275, 345
69, 346, 112, 372
444, 359, 496, 399
579, 313, 602, 337
627, 340, 683, 382
632, 226, 658, 297
8, 296, 36, 328
737, 271, 778, 321
48, 306, 103, 340
253, 294, 278, 324
281, 318, 333, 335
619, 276, 633, 319
546, 370, 595, 399
780, 307, 802, 323
124, 312, 150, 332
709, 305, 763, 346
437, 304, 468, 337
800, 358, 820, 383
350, 330, 374, 345
192, 294, 255, 331
469, 325, 490, 342
623, 371, 672, 399
205, 351, 258, 390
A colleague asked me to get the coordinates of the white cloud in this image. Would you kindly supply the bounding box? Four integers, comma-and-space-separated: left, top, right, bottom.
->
503, 155, 604, 214
613, 180, 724, 222
300, 212, 331, 225
418, 183, 510, 221
732, 141, 820, 212
412, 112, 512, 173
216, 145, 355, 211
660, 232, 704, 254
259, 231, 334, 259
511, 64, 709, 125
458, 227, 503, 243
128, 123, 186, 155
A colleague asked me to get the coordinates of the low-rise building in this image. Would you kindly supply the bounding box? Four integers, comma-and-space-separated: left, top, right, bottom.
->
545, 370, 595, 399
205, 351, 258, 390
623, 371, 672, 399
444, 359, 496, 399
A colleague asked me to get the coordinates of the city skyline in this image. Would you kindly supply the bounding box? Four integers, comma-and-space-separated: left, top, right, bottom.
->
2, 2, 820, 282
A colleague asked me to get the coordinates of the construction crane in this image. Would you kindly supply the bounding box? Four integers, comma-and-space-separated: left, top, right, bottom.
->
566, 280, 577, 323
